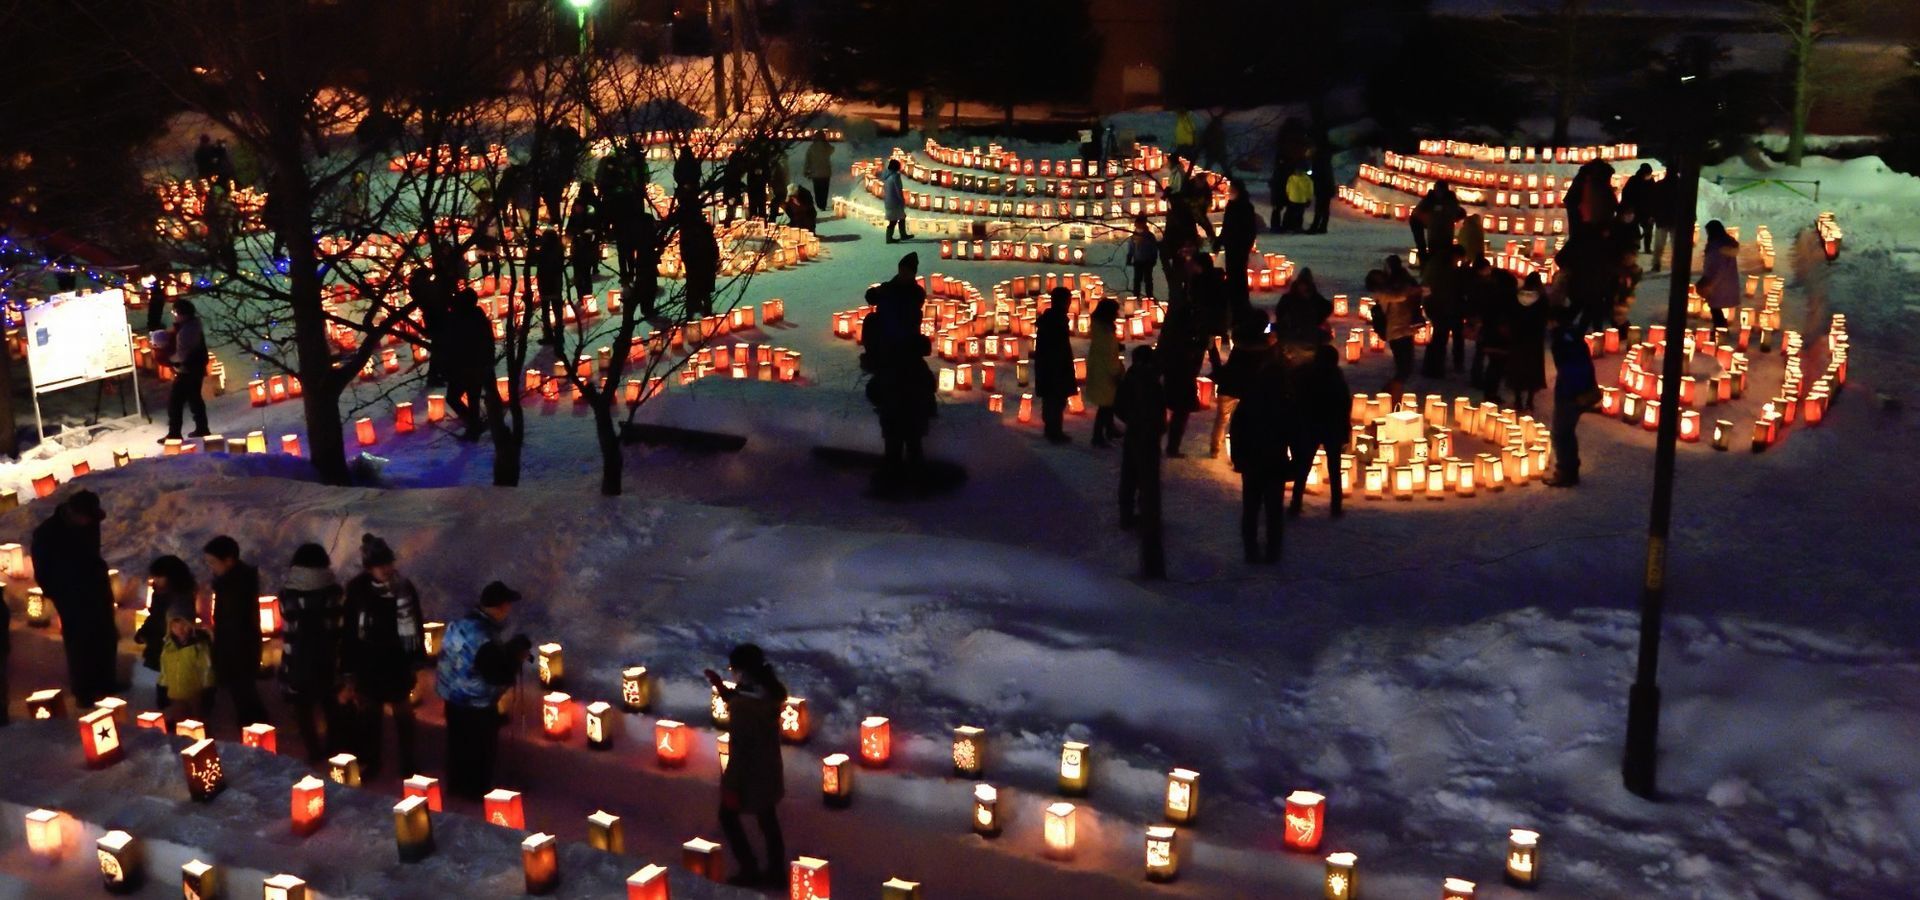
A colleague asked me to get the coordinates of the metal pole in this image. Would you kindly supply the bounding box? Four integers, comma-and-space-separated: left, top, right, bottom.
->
1622, 76, 1701, 800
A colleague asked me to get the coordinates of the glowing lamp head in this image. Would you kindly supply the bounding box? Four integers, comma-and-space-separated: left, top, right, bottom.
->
1145, 825, 1179, 882
654, 720, 690, 767
541, 692, 574, 741
25, 809, 66, 863
1324, 851, 1358, 899
1442, 877, 1477, 899
682, 837, 726, 883
952, 725, 986, 777
403, 775, 444, 812
1044, 802, 1078, 859
822, 753, 854, 807
79, 708, 123, 768
180, 739, 224, 802
1505, 829, 1541, 886
587, 810, 625, 854
291, 776, 326, 836
789, 856, 831, 900
586, 701, 616, 750
327, 753, 362, 788
521, 832, 559, 895
1165, 768, 1200, 824
1284, 790, 1326, 851
859, 716, 892, 767
484, 789, 526, 829
971, 783, 1000, 837
1059, 740, 1091, 794
394, 795, 435, 863
627, 864, 670, 900
621, 666, 652, 711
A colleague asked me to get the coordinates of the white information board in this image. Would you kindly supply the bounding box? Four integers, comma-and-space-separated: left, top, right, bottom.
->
24, 289, 137, 393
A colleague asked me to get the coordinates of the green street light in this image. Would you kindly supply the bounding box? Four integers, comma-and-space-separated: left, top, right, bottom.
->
565, 0, 595, 55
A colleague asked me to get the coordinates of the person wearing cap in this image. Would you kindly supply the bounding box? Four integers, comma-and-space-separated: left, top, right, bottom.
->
1033, 288, 1079, 444
704, 644, 789, 887
161, 299, 212, 442
859, 252, 935, 476
339, 534, 425, 780
204, 535, 268, 731
29, 490, 119, 705
278, 543, 345, 764
437, 580, 532, 800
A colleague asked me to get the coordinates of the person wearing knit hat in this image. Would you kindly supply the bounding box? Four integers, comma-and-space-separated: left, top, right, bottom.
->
339, 532, 424, 779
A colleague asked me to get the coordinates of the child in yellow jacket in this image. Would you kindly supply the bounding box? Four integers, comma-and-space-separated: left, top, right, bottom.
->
158, 611, 213, 721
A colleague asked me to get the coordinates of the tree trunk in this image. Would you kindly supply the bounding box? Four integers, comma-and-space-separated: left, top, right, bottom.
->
1786, 0, 1816, 166
592, 398, 623, 496
710, 0, 729, 118
272, 162, 352, 486
491, 260, 530, 487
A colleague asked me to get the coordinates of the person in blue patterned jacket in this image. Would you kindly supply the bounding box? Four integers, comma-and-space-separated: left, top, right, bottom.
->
436, 581, 531, 800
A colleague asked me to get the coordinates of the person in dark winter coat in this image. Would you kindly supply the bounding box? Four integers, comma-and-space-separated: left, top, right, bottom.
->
533, 229, 567, 346
567, 197, 600, 301
203, 535, 266, 729
1289, 344, 1350, 516
1200, 111, 1230, 173
1126, 214, 1159, 298
1033, 289, 1079, 444
803, 131, 834, 210
678, 196, 719, 318
1563, 160, 1618, 243
1507, 272, 1550, 412
445, 287, 494, 441
1546, 304, 1598, 487
135, 555, 198, 708
1218, 179, 1259, 302
860, 253, 936, 473
1307, 139, 1337, 234
1467, 261, 1520, 404
413, 267, 450, 388
163, 300, 212, 441
1157, 304, 1206, 458
1270, 117, 1311, 231
29, 491, 117, 705
1421, 245, 1469, 377
1226, 324, 1289, 563
1086, 299, 1125, 447
438, 582, 530, 801
705, 644, 789, 887
882, 158, 911, 242
1621, 164, 1658, 253
1645, 173, 1675, 273
1697, 220, 1742, 331
1117, 345, 1167, 578
1274, 268, 1333, 347
674, 144, 703, 195
782, 185, 818, 233
1411, 181, 1461, 257
278, 543, 344, 764
339, 534, 425, 779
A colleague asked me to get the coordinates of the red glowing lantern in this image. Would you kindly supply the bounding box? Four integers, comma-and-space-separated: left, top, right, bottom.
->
78, 708, 123, 769
682, 837, 725, 882
394, 402, 415, 434
291, 775, 326, 836
1284, 790, 1326, 851
354, 417, 376, 446
404, 775, 444, 812
31, 474, 57, 498
859, 716, 891, 767
258, 596, 283, 635
484, 789, 525, 829
242, 722, 278, 753
248, 380, 269, 407
281, 434, 302, 456
790, 856, 831, 900
541, 692, 574, 741
654, 720, 690, 768
627, 864, 670, 900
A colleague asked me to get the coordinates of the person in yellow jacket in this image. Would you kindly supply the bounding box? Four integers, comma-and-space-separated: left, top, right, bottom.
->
1173, 110, 1197, 162
158, 610, 213, 722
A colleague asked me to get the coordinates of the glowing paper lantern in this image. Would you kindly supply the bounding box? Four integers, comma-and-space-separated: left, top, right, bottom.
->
327, 753, 362, 787
588, 810, 625, 854
1165, 768, 1200, 824
291, 776, 326, 836
682, 837, 725, 882
96, 830, 143, 894
859, 716, 892, 767
1284, 790, 1326, 851
239, 722, 278, 754
78, 707, 123, 768
882, 877, 923, 899
1145, 825, 1179, 882
654, 720, 690, 768
484, 789, 525, 829
1044, 802, 1078, 860
422, 621, 445, 657
621, 666, 653, 711
180, 738, 224, 802
24, 809, 66, 863
789, 856, 831, 900
263, 873, 309, 900
822, 753, 854, 808
586, 701, 617, 750
403, 775, 443, 812
394, 402, 415, 434
175, 719, 207, 741
972, 784, 1001, 837
781, 696, 811, 743
394, 795, 434, 863
281, 434, 302, 456
259, 595, 284, 635
1506, 829, 1541, 887
536, 643, 565, 687
25, 588, 50, 627
1324, 851, 1358, 899
26, 688, 66, 720
541, 692, 574, 741
952, 725, 986, 777
354, 417, 376, 446
1059, 740, 1091, 795
426, 394, 446, 422
1443, 877, 1477, 899
717, 733, 731, 771
182, 859, 219, 899
136, 711, 167, 732
522, 832, 560, 895
627, 864, 670, 900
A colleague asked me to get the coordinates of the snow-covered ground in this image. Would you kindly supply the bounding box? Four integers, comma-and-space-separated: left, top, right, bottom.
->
2, 134, 1917, 897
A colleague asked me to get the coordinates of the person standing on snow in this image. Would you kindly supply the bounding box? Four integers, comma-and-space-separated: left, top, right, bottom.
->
1227, 318, 1290, 563
1126, 213, 1158, 298
1033, 288, 1079, 445
1696, 219, 1742, 331
704, 645, 788, 888
803, 130, 834, 211
1545, 303, 1599, 488
339, 534, 425, 781
1288, 344, 1350, 518
204, 535, 267, 730
679, 194, 720, 318
135, 555, 197, 709
1085, 299, 1126, 447
437, 582, 531, 801
278, 543, 344, 764
882, 158, 912, 243
29, 490, 118, 706
157, 610, 213, 722
1621, 163, 1659, 254
1306, 138, 1338, 234
860, 253, 936, 477
1217, 179, 1259, 303
162, 299, 212, 442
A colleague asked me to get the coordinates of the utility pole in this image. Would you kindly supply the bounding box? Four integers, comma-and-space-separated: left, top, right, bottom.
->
1622, 70, 1703, 800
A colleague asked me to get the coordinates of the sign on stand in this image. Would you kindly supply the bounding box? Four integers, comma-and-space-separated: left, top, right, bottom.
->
24, 288, 143, 440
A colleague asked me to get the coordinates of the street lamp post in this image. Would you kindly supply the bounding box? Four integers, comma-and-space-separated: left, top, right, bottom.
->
565, 0, 594, 56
